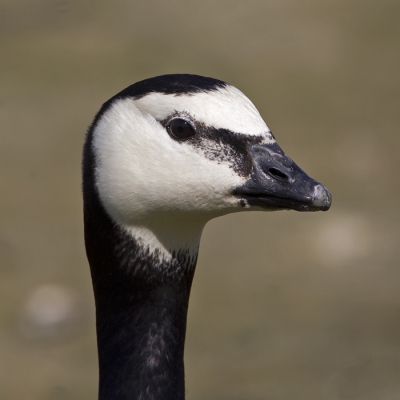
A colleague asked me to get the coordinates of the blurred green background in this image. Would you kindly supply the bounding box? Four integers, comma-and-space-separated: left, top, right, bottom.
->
1, 1, 400, 399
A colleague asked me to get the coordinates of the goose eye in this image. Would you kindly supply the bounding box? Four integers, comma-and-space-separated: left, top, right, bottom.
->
167, 118, 196, 140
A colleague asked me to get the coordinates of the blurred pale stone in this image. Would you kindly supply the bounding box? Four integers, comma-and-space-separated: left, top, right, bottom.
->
19, 284, 84, 340
312, 213, 372, 265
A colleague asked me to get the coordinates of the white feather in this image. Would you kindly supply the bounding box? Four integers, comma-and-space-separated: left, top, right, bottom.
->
134, 85, 274, 140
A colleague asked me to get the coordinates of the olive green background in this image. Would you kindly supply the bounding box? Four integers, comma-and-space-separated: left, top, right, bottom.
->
1, 1, 399, 399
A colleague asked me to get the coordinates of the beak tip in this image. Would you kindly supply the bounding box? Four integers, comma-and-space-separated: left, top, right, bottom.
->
312, 183, 332, 211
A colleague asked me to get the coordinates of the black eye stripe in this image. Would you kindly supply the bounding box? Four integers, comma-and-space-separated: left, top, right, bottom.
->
190, 126, 263, 177
167, 118, 196, 140
161, 114, 266, 177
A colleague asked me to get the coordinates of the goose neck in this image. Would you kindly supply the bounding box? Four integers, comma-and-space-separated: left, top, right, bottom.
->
95, 261, 195, 400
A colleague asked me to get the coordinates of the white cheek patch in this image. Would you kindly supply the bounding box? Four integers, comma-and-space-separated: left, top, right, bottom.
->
134, 85, 275, 144
92, 99, 246, 257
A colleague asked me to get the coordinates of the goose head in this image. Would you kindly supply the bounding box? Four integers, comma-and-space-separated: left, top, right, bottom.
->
87, 74, 331, 260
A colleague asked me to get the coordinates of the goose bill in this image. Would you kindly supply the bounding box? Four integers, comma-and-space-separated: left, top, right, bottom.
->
233, 144, 332, 212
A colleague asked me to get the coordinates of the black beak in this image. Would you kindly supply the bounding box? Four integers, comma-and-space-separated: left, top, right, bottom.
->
233, 143, 332, 212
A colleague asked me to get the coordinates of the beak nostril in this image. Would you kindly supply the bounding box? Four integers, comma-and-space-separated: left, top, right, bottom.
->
268, 167, 289, 182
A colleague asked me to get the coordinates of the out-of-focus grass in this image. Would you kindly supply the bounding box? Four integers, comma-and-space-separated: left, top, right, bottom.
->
1, 1, 399, 399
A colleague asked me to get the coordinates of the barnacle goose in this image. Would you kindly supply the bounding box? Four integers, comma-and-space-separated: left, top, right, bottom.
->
82, 74, 331, 400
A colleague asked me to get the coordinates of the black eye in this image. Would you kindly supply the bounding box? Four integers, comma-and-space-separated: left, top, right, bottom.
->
167, 118, 196, 140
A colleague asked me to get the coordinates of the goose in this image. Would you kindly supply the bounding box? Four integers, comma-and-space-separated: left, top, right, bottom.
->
82, 74, 331, 400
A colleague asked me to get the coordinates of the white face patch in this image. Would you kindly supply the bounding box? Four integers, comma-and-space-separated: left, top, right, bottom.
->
92, 84, 273, 259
